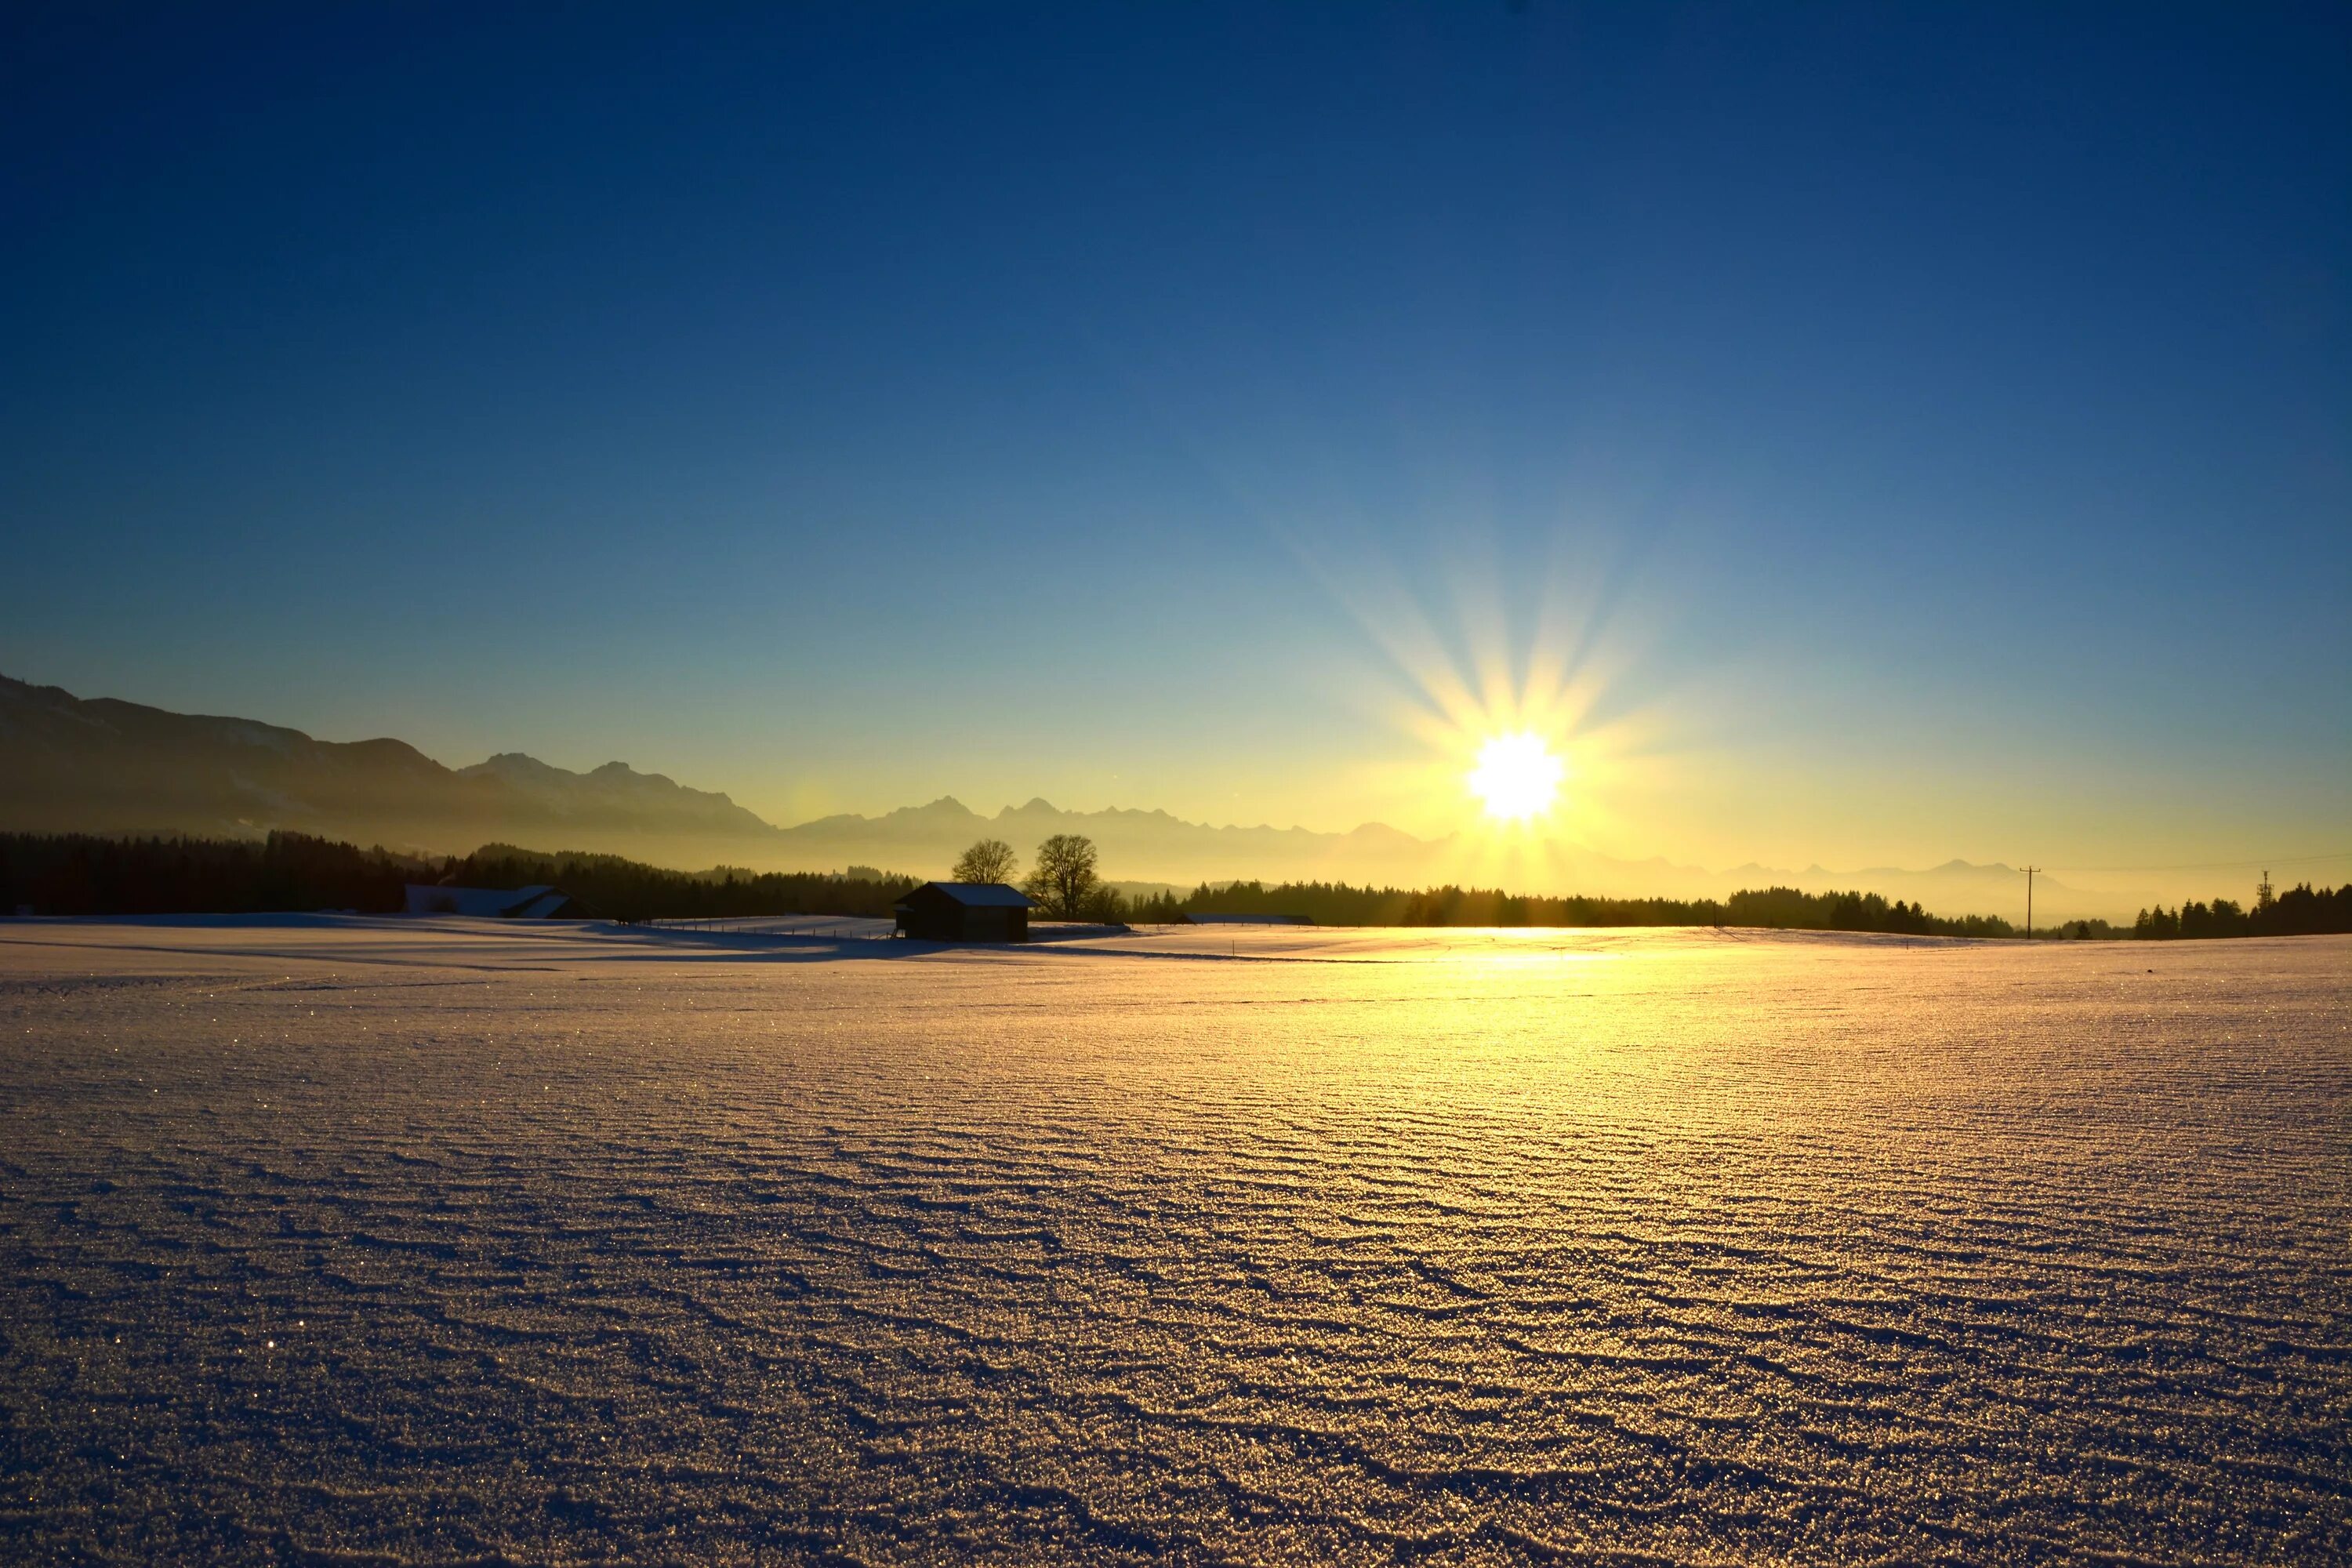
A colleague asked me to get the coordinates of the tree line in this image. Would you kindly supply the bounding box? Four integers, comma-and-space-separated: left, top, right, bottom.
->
9, 829, 2343, 941
452, 845, 927, 920
2131, 875, 2352, 939
949, 836, 2017, 934
969, 840, 2350, 939
0, 833, 923, 922
1116, 877, 2020, 936
0, 832, 424, 916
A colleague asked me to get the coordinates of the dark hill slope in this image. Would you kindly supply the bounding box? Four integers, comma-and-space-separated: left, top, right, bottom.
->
0, 674, 773, 854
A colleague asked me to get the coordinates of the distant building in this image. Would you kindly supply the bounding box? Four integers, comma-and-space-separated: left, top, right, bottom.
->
405, 884, 584, 919
893, 882, 1036, 942
1178, 913, 1312, 926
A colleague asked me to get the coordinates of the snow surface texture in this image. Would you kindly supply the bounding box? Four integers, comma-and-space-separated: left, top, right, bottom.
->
1, 917, 2346, 1565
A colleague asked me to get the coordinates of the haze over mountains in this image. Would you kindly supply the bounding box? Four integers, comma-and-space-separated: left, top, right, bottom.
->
1, 673, 2107, 919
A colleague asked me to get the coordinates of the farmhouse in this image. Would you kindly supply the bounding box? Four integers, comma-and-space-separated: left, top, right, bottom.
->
894, 882, 1036, 942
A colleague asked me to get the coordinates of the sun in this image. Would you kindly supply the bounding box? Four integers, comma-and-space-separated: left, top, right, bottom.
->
1468, 731, 1564, 822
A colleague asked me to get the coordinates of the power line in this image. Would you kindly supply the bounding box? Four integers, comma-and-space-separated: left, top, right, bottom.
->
2042, 849, 2352, 874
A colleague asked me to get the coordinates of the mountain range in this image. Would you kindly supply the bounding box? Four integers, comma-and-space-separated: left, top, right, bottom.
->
0, 673, 766, 855
0, 673, 2104, 920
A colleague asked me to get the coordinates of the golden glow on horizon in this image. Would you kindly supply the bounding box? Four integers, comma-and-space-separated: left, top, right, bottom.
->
1320, 581, 1655, 862
1468, 731, 1564, 821
1269, 524, 1691, 870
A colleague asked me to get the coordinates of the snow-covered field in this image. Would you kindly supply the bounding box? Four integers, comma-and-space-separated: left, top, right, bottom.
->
2, 916, 2345, 1564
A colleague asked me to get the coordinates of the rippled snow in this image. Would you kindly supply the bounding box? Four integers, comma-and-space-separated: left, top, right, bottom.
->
1, 917, 2345, 1564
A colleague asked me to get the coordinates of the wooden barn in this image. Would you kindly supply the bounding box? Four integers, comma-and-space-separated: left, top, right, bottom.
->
893, 882, 1036, 942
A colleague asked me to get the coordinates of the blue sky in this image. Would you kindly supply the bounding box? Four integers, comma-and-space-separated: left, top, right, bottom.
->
4, 3, 2346, 873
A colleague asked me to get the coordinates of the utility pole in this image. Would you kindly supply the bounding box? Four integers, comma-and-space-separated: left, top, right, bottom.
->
2022, 865, 2042, 941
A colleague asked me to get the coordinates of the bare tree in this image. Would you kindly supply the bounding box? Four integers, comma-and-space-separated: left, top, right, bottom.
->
1023, 833, 1099, 920
951, 838, 1018, 885
1079, 879, 1127, 924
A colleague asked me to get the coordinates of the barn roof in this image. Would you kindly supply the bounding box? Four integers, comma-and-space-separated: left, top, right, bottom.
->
897, 881, 1036, 909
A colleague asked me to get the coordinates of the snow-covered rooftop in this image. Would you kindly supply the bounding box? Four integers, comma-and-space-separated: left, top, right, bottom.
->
899, 882, 1035, 909
405, 884, 570, 918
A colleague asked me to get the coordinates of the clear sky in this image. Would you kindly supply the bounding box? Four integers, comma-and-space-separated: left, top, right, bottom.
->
5, 3, 2347, 878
